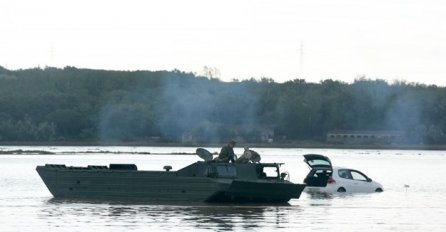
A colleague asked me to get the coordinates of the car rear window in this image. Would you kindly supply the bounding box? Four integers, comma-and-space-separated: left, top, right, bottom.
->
307, 159, 331, 166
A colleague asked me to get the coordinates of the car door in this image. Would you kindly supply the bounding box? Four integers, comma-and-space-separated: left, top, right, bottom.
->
336, 169, 357, 192
349, 170, 374, 192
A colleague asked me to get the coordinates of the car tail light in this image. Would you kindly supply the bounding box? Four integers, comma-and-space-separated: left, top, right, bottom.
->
327, 177, 336, 184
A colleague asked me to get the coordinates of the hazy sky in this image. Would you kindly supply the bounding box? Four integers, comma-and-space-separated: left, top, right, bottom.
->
1, 0, 446, 85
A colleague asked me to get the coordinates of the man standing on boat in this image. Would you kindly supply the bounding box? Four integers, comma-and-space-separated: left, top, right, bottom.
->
216, 140, 236, 163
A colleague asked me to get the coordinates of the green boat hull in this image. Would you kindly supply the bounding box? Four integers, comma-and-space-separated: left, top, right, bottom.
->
36, 162, 305, 203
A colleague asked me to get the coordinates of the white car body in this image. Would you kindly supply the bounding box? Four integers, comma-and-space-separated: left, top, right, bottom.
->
303, 154, 384, 194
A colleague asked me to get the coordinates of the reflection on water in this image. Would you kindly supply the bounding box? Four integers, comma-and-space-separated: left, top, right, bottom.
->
39, 199, 297, 231
38, 199, 300, 230
2, 147, 446, 231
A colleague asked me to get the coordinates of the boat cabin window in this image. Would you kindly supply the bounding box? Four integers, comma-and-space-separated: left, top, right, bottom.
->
258, 166, 279, 179
216, 165, 237, 178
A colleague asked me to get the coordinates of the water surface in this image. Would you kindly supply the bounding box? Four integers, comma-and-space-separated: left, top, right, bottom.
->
1, 146, 445, 231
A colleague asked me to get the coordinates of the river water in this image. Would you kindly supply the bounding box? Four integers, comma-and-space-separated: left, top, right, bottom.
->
1, 146, 445, 231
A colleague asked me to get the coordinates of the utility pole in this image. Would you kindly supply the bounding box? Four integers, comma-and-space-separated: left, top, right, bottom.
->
299, 40, 304, 78
50, 43, 54, 67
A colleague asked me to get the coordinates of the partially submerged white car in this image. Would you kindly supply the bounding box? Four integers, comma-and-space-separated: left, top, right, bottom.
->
303, 154, 384, 194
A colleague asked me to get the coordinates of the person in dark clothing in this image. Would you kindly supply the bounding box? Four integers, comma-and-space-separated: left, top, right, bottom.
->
216, 140, 236, 163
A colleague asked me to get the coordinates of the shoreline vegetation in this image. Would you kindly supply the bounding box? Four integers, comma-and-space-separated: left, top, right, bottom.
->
2, 67, 446, 147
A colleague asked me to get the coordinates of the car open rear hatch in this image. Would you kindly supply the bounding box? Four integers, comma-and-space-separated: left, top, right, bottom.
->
303, 154, 332, 170
303, 154, 333, 187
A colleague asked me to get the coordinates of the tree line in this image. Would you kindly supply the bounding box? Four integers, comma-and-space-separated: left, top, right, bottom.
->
0, 66, 445, 144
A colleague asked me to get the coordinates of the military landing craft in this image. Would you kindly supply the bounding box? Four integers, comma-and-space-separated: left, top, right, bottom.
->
36, 149, 305, 203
